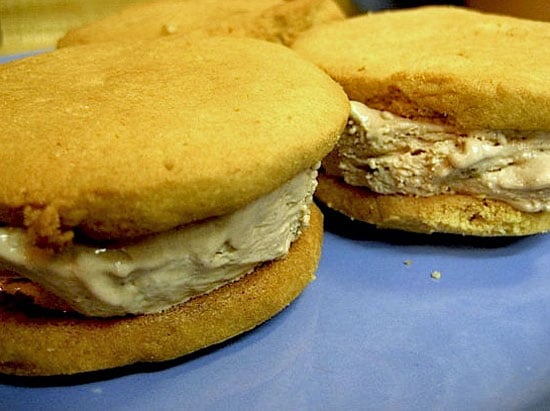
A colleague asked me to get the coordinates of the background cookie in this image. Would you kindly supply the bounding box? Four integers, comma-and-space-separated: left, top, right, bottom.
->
57, 0, 345, 48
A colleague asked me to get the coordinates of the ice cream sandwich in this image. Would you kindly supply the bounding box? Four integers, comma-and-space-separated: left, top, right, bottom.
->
0, 36, 349, 376
57, 0, 345, 48
293, 6, 550, 236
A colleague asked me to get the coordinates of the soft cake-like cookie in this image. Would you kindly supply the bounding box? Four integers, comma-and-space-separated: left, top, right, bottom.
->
293, 6, 550, 236
0, 36, 349, 375
57, 0, 345, 48
1, 36, 347, 242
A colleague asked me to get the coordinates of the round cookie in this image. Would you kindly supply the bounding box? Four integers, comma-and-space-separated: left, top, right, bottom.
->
317, 175, 550, 236
57, 0, 345, 48
293, 6, 550, 130
0, 36, 349, 244
0, 205, 323, 376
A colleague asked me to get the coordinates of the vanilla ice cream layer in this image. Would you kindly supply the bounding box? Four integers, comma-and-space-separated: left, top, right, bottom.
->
326, 101, 550, 212
0, 167, 318, 317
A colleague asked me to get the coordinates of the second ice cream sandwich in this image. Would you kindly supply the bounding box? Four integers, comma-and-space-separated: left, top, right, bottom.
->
293, 6, 550, 236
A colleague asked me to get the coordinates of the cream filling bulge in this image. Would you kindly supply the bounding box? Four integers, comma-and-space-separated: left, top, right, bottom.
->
0, 167, 318, 317
326, 101, 550, 212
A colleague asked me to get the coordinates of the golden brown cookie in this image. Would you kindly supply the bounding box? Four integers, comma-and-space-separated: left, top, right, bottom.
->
57, 0, 345, 48
0, 36, 348, 243
0, 205, 323, 377
293, 6, 550, 130
317, 175, 550, 236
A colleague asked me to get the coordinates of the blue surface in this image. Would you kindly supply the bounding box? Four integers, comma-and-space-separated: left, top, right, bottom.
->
1, 51, 549, 410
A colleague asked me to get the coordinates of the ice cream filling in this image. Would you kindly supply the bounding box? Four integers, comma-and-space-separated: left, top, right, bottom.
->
0, 167, 318, 317
324, 101, 550, 213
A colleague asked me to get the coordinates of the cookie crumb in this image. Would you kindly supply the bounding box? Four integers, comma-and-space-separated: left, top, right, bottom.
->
430, 270, 442, 280
403, 259, 413, 266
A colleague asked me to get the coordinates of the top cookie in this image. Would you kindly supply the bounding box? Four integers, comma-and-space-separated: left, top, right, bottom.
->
57, 0, 345, 48
293, 6, 550, 130
0, 36, 349, 243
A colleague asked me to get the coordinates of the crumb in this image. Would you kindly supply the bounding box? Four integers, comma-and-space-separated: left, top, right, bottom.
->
23, 205, 74, 251
403, 259, 413, 266
431, 270, 442, 280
